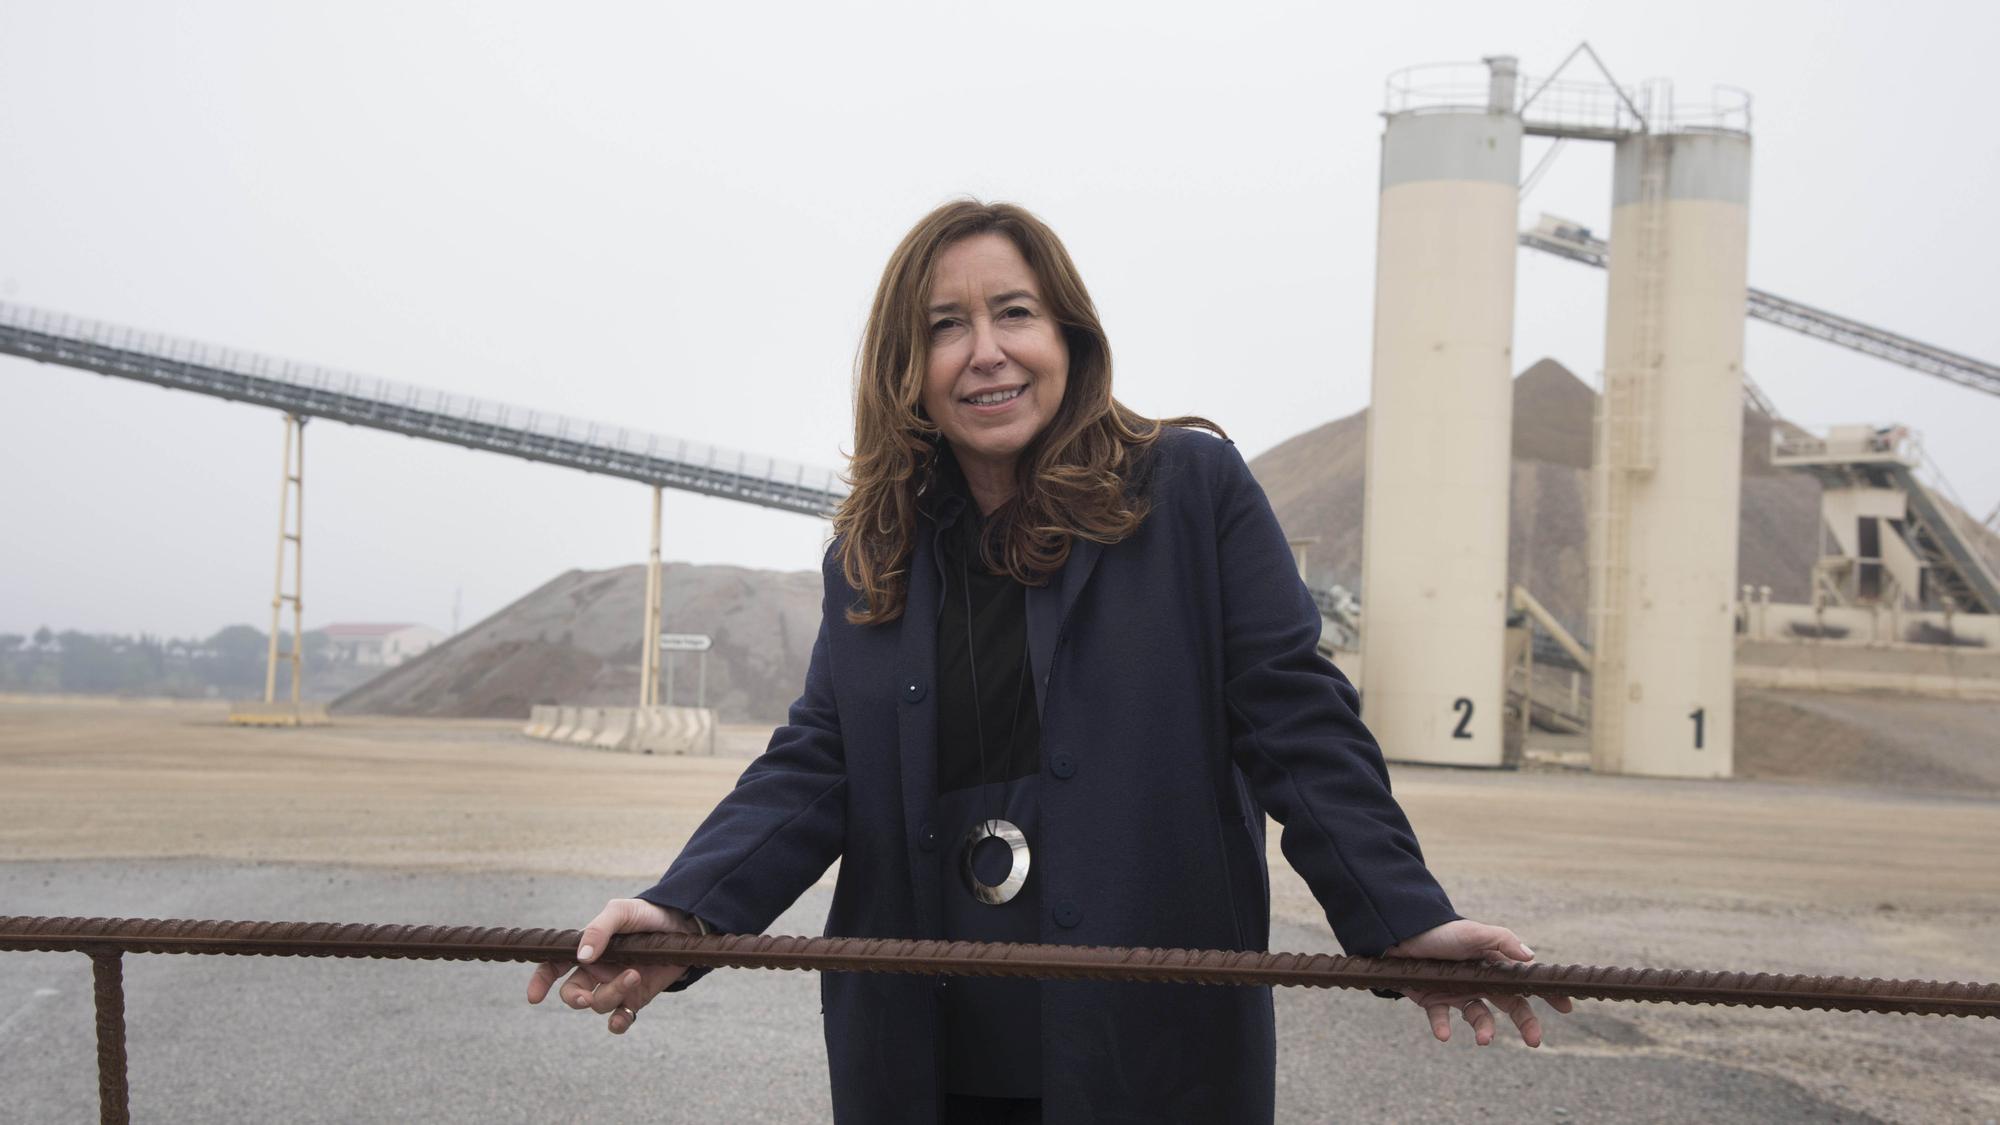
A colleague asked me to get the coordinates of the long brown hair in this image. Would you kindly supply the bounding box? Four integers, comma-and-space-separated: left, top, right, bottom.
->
833, 199, 1223, 625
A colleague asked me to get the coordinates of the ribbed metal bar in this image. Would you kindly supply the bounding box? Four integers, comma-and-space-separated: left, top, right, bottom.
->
90, 952, 130, 1125
4, 916, 1995, 1020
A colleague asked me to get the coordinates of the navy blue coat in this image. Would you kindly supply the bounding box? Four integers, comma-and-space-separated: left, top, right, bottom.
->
638, 426, 1458, 1124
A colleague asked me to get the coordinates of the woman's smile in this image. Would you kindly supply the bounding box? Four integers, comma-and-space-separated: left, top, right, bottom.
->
961, 384, 1029, 412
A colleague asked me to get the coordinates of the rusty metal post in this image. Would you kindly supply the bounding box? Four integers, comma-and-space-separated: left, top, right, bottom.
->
90, 951, 130, 1125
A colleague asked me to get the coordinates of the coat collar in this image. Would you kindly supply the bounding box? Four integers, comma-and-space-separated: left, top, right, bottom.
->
913, 443, 1103, 720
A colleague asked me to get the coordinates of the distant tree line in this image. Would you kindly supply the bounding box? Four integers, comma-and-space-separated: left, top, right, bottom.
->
0, 625, 341, 699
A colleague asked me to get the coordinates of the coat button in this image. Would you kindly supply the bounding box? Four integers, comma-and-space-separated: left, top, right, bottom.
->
903, 680, 926, 704
1049, 752, 1076, 780
1053, 900, 1082, 928
918, 822, 937, 852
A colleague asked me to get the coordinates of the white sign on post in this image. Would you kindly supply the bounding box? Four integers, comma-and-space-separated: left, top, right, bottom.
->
658, 633, 714, 717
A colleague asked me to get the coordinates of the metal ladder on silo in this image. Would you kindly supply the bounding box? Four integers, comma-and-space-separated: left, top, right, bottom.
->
1588, 142, 1667, 771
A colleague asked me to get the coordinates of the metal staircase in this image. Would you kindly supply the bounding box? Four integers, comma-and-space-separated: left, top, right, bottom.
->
1890, 460, 2000, 614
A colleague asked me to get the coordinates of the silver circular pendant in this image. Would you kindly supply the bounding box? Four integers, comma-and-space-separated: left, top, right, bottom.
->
960, 818, 1031, 905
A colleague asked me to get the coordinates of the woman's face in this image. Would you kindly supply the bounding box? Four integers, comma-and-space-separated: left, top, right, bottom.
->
920, 232, 1069, 483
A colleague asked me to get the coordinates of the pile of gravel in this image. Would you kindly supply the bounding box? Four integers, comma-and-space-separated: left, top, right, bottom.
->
1249, 358, 1822, 637
1736, 687, 2000, 794
333, 561, 822, 722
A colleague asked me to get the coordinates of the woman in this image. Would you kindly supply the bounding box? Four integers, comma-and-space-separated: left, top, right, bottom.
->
526, 200, 1568, 1124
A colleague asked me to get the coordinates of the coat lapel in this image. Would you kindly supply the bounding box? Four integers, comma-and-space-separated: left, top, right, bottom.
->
1025, 536, 1102, 721
895, 509, 947, 939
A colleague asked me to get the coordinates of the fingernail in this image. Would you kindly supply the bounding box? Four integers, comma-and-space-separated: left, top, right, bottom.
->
578, 945, 594, 961
1522, 945, 1535, 958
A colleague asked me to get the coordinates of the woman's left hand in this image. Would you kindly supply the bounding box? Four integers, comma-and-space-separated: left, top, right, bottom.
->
1384, 918, 1574, 1047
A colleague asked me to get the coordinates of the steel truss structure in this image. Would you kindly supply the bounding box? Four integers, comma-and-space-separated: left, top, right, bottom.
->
0, 303, 846, 519
1518, 226, 2000, 399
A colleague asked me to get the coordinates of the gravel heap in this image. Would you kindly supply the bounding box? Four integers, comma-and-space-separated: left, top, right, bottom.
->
333, 561, 822, 722
1249, 358, 1823, 637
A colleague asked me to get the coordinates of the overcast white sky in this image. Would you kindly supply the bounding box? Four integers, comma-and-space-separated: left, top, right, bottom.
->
4, 0, 1995, 640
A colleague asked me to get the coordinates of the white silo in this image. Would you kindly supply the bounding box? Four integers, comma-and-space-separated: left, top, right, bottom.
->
1360, 59, 1522, 767
1590, 120, 1752, 778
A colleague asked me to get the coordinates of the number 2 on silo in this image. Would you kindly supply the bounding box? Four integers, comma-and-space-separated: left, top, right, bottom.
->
1452, 697, 1473, 739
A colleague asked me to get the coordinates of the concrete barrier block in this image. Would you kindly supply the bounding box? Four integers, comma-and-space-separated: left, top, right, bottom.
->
566, 707, 603, 745
524, 704, 559, 739
226, 700, 332, 727
546, 706, 580, 741
592, 707, 638, 751
632, 705, 717, 755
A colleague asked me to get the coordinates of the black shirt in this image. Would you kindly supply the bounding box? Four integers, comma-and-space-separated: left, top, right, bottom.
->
935, 496, 1041, 793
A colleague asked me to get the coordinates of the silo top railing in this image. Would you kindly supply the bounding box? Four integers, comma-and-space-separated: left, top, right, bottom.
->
1383, 62, 1749, 139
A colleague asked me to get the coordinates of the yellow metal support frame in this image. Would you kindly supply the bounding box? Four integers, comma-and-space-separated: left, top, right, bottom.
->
232, 414, 325, 726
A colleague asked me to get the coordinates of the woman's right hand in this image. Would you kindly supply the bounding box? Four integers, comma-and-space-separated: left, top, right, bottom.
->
525, 898, 702, 1035
1385, 918, 1572, 1047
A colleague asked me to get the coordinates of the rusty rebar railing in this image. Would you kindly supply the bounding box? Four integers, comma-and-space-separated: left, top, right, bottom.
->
6, 915, 1997, 1124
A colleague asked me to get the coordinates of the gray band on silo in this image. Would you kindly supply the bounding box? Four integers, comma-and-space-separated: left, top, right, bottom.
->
1613, 132, 1753, 206
1380, 112, 1523, 191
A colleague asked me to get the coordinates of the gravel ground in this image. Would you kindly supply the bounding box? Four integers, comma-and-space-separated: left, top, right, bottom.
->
1, 697, 1996, 1123
1737, 688, 2000, 794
